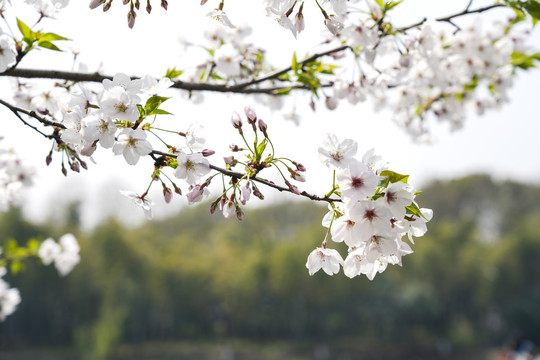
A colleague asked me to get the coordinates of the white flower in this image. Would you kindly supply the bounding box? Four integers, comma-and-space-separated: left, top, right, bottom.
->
349, 199, 393, 242
100, 86, 141, 122
0, 269, 21, 321
82, 114, 117, 149
0, 35, 17, 73
102, 73, 142, 94
383, 182, 414, 219
405, 207, 433, 243
112, 128, 153, 165
214, 44, 242, 77
186, 185, 210, 204
336, 160, 380, 203
37, 234, 81, 277
38, 238, 61, 266
306, 247, 344, 276
207, 9, 236, 29
120, 190, 154, 220
174, 153, 211, 185
222, 200, 236, 219
324, 16, 344, 36
318, 133, 358, 169
140, 75, 174, 95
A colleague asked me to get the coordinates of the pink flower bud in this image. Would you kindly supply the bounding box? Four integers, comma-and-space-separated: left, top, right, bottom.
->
325, 96, 338, 110
293, 161, 306, 172
244, 106, 257, 124
236, 206, 244, 221
202, 149, 215, 157
285, 180, 301, 195
146, 2, 152, 13
173, 183, 182, 195
45, 152, 53, 166
289, 169, 306, 182
103, 2, 111, 11
163, 186, 173, 203
89, 0, 103, 9
123, 0, 129, 4
231, 111, 243, 130
258, 119, 268, 137
200, 0, 208, 4
127, 10, 136, 29
161, 0, 168, 9
229, 144, 240, 152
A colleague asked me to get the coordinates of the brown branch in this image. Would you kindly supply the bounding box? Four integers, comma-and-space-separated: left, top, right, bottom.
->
151, 150, 340, 203
397, 4, 507, 32
0, 45, 349, 94
0, 98, 66, 139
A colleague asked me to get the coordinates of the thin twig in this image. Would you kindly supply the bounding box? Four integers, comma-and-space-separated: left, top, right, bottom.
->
0, 98, 66, 139
397, 4, 506, 32
0, 45, 350, 94
151, 150, 340, 203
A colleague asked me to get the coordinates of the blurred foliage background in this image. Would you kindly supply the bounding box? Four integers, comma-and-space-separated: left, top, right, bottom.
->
1, 175, 540, 359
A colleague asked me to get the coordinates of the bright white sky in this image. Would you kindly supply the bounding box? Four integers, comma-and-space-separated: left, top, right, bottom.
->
2, 0, 540, 229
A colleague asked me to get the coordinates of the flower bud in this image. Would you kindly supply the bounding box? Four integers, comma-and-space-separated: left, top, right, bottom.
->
123, 0, 129, 4
285, 180, 301, 195
399, 54, 411, 68
45, 151, 53, 166
244, 106, 257, 124
146, 1, 152, 13
161, 0, 168, 10
231, 111, 243, 131
135, 0, 140, 10
202, 149, 215, 157
325, 96, 338, 110
200, 0, 208, 4
229, 144, 240, 152
89, 0, 104, 9
223, 156, 237, 167
103, 1, 112, 11
293, 161, 306, 172
127, 10, 136, 29
324, 16, 344, 36
236, 205, 244, 221
289, 169, 306, 182
162, 185, 173, 203
258, 119, 268, 137
70, 161, 80, 173
173, 183, 182, 195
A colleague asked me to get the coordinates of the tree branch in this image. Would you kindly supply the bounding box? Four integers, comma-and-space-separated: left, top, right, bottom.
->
151, 150, 340, 203
0, 45, 349, 94
397, 4, 507, 32
0, 98, 65, 139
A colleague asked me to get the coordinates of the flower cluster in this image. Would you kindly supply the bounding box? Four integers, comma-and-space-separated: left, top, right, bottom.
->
306, 134, 432, 280
0, 267, 21, 321
0, 140, 35, 212
37, 233, 80, 276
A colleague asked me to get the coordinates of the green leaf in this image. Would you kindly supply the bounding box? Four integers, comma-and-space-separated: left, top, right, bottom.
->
406, 202, 427, 219
511, 51, 540, 69
144, 95, 170, 115
37, 41, 61, 51
10, 260, 23, 275
523, 1, 540, 20
255, 139, 268, 159
292, 52, 299, 73
380, 170, 409, 187
165, 67, 183, 79
384, 0, 403, 11
147, 109, 172, 116
36, 32, 69, 42
16, 18, 33, 40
